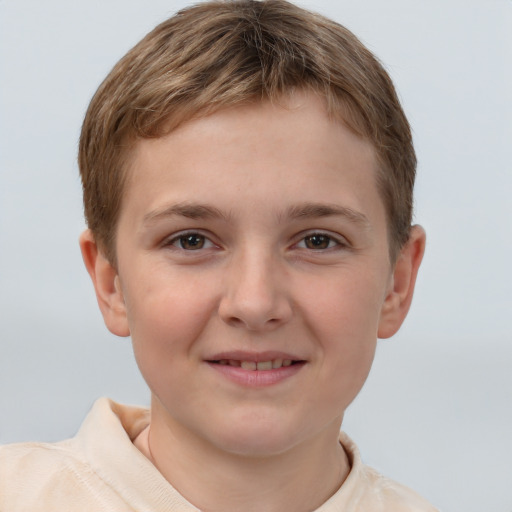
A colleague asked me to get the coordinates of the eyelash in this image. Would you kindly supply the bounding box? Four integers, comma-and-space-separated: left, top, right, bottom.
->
165, 231, 216, 251
164, 230, 348, 253
295, 232, 347, 251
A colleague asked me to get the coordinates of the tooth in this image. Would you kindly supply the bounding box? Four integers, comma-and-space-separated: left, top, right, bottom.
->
272, 359, 283, 369
282, 359, 292, 367
219, 359, 229, 365
241, 361, 257, 371
257, 361, 273, 371
228, 360, 239, 367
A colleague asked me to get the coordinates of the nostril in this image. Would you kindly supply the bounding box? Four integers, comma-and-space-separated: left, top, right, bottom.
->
221, 312, 282, 331
226, 316, 244, 327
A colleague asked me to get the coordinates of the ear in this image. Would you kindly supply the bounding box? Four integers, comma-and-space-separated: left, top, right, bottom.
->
377, 225, 426, 339
79, 230, 130, 337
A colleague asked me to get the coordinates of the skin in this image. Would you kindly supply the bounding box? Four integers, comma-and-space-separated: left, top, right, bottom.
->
80, 91, 425, 512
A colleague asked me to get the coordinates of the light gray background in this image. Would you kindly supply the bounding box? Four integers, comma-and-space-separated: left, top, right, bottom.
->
1, 1, 511, 511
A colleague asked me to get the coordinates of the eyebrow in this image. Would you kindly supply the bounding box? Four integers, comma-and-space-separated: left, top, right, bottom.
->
143, 202, 231, 225
283, 202, 370, 228
143, 201, 370, 228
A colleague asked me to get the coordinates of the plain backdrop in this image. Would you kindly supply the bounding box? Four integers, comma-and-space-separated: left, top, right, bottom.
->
1, 1, 511, 511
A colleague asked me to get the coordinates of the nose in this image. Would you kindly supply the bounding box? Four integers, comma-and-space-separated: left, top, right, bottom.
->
218, 247, 293, 331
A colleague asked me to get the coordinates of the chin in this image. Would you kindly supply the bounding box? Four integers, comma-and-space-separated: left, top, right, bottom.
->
205, 411, 309, 458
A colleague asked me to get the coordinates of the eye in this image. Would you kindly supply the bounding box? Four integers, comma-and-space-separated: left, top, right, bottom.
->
168, 232, 215, 250
296, 233, 343, 250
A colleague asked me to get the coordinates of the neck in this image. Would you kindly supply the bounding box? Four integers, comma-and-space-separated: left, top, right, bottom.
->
134, 397, 350, 512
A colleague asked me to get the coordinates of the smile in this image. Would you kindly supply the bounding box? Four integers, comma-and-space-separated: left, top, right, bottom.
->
206, 353, 306, 387
213, 359, 295, 370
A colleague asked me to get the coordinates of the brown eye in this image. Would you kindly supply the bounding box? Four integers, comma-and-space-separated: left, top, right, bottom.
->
178, 234, 206, 250
303, 234, 333, 250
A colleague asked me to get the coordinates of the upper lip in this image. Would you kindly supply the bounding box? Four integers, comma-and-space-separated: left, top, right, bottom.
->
205, 350, 305, 362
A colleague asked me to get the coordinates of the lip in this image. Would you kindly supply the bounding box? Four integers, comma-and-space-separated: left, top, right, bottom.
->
206, 350, 304, 362
205, 350, 307, 387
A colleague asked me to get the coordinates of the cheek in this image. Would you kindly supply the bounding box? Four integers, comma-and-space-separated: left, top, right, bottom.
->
298, 270, 385, 401
301, 267, 386, 341
123, 274, 219, 381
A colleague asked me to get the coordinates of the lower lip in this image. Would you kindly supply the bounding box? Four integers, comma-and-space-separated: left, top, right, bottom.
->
207, 362, 305, 387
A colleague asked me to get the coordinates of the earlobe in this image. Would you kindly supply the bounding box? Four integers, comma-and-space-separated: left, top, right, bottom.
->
79, 230, 130, 337
377, 225, 426, 339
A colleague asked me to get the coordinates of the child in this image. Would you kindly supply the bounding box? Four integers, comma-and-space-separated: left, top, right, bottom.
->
0, 1, 437, 510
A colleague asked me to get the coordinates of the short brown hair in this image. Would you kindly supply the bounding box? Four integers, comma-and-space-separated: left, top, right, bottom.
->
79, 0, 416, 264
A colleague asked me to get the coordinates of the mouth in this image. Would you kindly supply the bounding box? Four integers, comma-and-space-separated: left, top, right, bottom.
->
209, 358, 302, 371
205, 352, 306, 386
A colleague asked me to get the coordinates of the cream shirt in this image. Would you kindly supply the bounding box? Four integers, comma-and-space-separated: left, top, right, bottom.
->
0, 398, 438, 511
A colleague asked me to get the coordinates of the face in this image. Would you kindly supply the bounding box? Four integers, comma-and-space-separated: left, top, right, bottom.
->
103, 92, 400, 456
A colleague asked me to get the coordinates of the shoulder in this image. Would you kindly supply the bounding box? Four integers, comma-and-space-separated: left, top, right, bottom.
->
0, 438, 85, 479
337, 432, 439, 512
0, 398, 148, 511
0, 438, 117, 502
359, 464, 439, 512
0, 439, 110, 510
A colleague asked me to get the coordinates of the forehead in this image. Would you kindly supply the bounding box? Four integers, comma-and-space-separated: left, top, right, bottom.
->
120, 92, 383, 230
